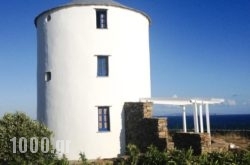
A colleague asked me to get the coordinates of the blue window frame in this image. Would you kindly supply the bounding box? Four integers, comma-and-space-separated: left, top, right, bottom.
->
96, 9, 107, 29
98, 106, 110, 132
97, 56, 109, 77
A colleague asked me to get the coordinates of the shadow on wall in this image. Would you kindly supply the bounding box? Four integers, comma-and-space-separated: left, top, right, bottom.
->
119, 108, 126, 156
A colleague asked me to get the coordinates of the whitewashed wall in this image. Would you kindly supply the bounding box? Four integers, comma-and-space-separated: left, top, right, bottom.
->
37, 5, 151, 160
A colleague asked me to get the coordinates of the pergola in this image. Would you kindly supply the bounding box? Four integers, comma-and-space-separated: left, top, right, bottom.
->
140, 98, 224, 134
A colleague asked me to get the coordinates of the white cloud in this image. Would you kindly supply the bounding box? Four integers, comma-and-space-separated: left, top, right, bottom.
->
242, 99, 250, 105
225, 99, 237, 106
172, 94, 178, 98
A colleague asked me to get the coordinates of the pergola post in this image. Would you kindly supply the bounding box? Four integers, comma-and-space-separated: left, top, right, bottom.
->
205, 103, 211, 134
199, 104, 204, 133
182, 106, 187, 133
193, 102, 199, 133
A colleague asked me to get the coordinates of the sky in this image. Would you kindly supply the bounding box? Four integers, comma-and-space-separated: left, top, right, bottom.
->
0, 0, 249, 118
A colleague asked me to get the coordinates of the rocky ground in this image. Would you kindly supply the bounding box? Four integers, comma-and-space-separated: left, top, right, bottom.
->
211, 132, 250, 151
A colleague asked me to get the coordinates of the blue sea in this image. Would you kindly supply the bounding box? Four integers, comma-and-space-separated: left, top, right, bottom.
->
156, 114, 250, 130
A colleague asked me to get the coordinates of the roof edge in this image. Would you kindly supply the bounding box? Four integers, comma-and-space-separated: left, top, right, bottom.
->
34, 4, 151, 27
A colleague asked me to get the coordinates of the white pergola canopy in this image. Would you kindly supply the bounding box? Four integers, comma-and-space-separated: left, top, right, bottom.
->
140, 98, 224, 134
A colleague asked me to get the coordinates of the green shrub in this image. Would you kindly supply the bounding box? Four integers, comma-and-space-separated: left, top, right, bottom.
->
168, 148, 194, 165
113, 157, 126, 165
126, 144, 140, 165
0, 112, 56, 164
143, 145, 168, 165
126, 144, 250, 165
242, 150, 250, 164
79, 152, 88, 165
206, 152, 231, 165
54, 154, 69, 165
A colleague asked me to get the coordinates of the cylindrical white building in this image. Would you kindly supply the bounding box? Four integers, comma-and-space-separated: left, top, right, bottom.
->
35, 0, 151, 160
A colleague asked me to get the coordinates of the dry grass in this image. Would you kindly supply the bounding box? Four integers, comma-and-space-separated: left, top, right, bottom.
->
69, 158, 114, 165
168, 130, 250, 152
211, 131, 250, 151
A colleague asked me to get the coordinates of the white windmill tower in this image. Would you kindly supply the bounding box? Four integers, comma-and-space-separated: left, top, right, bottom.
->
35, 0, 151, 159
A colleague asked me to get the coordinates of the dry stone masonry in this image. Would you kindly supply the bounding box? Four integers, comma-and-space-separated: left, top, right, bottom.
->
173, 132, 211, 155
124, 102, 212, 155
124, 102, 168, 152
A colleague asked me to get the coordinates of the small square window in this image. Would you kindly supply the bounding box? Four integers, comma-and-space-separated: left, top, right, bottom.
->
98, 106, 110, 132
96, 9, 107, 29
97, 56, 109, 77
45, 72, 51, 82
46, 15, 51, 22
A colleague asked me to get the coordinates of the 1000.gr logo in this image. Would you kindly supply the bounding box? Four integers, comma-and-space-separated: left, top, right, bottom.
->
10, 137, 71, 154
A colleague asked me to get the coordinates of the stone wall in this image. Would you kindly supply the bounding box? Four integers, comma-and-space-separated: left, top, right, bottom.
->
173, 133, 211, 155
124, 102, 168, 152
